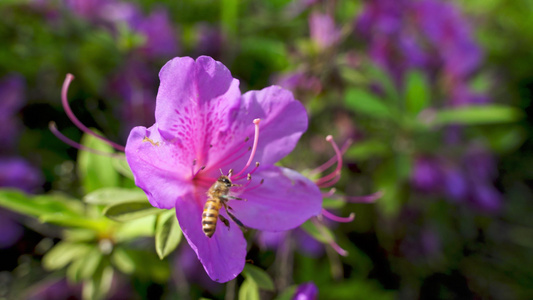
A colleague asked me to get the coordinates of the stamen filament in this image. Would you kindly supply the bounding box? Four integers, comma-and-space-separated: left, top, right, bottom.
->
314, 135, 343, 186
312, 218, 348, 256
61, 74, 126, 152
214, 138, 251, 168
234, 162, 260, 181
309, 139, 352, 176
321, 188, 337, 198
316, 172, 341, 188
345, 191, 383, 203
49, 122, 120, 158
244, 178, 264, 192
321, 209, 355, 223
233, 119, 261, 179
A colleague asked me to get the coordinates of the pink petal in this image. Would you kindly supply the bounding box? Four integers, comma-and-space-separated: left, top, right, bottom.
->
125, 125, 193, 209
229, 166, 322, 231
176, 191, 247, 283
154, 56, 242, 169
211, 86, 309, 174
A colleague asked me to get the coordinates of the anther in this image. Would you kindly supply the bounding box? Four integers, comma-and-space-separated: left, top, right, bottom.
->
244, 137, 249, 142
247, 174, 252, 180
60, 74, 126, 152
192, 159, 197, 166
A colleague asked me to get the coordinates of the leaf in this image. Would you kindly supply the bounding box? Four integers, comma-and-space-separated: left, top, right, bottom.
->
84, 187, 147, 205
111, 248, 135, 274
430, 105, 524, 126
0, 189, 83, 218
82, 265, 114, 300
274, 285, 298, 300
238, 279, 260, 300
242, 264, 275, 291
42, 242, 92, 271
39, 214, 108, 231
405, 71, 430, 115
345, 88, 394, 119
155, 209, 182, 259
111, 154, 135, 179
301, 220, 336, 245
78, 131, 120, 193
77, 247, 103, 280
345, 140, 390, 161
114, 215, 156, 242
103, 201, 160, 222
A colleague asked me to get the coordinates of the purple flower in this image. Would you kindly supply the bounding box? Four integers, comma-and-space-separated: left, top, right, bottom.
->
0, 209, 24, 249
125, 56, 322, 282
411, 157, 442, 192
0, 74, 26, 151
134, 8, 179, 58
309, 12, 340, 50
292, 282, 318, 300
0, 157, 44, 193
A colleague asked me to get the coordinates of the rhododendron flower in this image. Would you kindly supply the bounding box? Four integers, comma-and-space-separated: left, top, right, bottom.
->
125, 56, 322, 282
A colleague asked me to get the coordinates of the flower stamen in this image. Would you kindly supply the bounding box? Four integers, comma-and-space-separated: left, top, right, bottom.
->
315, 135, 343, 187
309, 139, 352, 176
345, 191, 383, 203
60, 74, 126, 152
232, 119, 261, 179
321, 209, 355, 223
49, 122, 120, 158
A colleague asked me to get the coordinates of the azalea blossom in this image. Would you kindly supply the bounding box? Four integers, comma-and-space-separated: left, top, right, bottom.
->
125, 56, 322, 282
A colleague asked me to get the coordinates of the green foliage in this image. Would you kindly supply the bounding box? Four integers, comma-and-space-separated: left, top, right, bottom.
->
155, 209, 182, 259
103, 200, 160, 222
77, 132, 120, 193
238, 279, 260, 300
242, 264, 275, 291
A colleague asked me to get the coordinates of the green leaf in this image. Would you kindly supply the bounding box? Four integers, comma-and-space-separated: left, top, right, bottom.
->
84, 187, 147, 205
274, 285, 298, 300
39, 214, 107, 231
322, 198, 345, 209
242, 264, 275, 291
82, 265, 114, 300
111, 248, 135, 274
78, 131, 120, 193
345, 139, 390, 161
114, 215, 156, 242
111, 154, 134, 179
103, 201, 160, 222
221, 0, 239, 36
78, 247, 103, 280
0, 190, 83, 218
405, 71, 430, 115
301, 220, 337, 246
42, 242, 92, 271
345, 88, 393, 119
430, 105, 524, 126
238, 279, 260, 300
155, 209, 182, 259
111, 249, 170, 282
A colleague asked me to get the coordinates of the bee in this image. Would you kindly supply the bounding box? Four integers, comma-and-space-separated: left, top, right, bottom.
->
202, 173, 245, 238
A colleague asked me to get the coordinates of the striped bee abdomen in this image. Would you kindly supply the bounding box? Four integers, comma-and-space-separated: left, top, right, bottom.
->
202, 198, 221, 238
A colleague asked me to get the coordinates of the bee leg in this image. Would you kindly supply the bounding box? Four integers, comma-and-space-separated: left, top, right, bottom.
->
222, 195, 246, 201
219, 214, 230, 229
221, 202, 247, 231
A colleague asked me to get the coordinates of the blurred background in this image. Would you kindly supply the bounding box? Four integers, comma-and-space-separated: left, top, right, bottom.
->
0, 0, 532, 299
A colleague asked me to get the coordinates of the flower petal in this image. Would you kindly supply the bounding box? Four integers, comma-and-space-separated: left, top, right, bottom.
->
125, 125, 192, 209
229, 166, 322, 231
154, 56, 242, 168
176, 191, 247, 283
208, 86, 308, 174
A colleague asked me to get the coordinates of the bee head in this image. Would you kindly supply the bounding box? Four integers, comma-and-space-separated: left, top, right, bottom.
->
219, 176, 232, 187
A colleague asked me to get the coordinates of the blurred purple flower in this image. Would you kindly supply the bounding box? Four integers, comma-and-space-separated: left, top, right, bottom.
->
0, 74, 26, 151
126, 56, 322, 282
65, 0, 113, 20
133, 8, 179, 58
356, 0, 483, 102
109, 60, 157, 135
193, 23, 224, 59
0, 209, 24, 249
0, 157, 44, 193
259, 228, 324, 258
470, 184, 501, 212
309, 12, 341, 50
411, 157, 442, 192
292, 282, 318, 300
25, 278, 82, 300
273, 71, 322, 96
